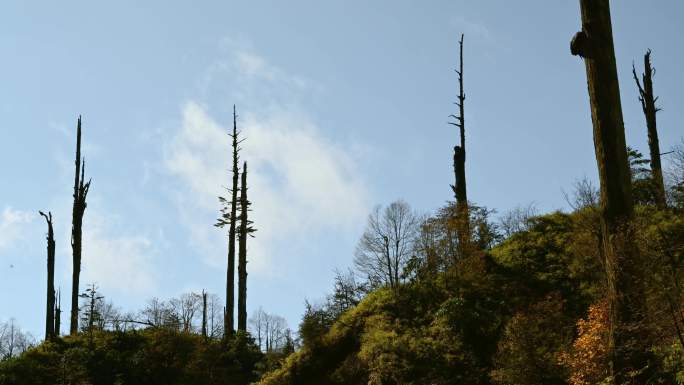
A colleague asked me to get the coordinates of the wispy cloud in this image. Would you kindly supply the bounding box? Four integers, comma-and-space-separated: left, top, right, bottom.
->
0, 207, 35, 252
165, 47, 369, 276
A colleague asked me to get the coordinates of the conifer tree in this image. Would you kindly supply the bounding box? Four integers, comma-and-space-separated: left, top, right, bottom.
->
70, 116, 91, 335
571, 1, 651, 381
449, 34, 471, 258
216, 106, 241, 337
632, 50, 667, 209
237, 161, 255, 332
39, 211, 55, 340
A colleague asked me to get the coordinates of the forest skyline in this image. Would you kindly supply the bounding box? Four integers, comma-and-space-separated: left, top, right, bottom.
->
2, 0, 683, 341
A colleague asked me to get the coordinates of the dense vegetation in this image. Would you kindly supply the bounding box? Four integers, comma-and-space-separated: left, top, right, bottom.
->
259, 200, 684, 385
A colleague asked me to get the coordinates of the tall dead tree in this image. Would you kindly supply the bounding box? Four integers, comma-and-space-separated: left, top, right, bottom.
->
449, 34, 471, 258
571, 1, 651, 382
70, 116, 91, 335
40, 211, 55, 340
216, 105, 241, 337
237, 161, 255, 332
632, 50, 667, 209
201, 290, 208, 339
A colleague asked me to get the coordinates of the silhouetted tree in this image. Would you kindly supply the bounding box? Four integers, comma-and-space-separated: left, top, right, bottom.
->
449, 34, 471, 258
201, 290, 208, 339
571, 1, 651, 382
39, 211, 55, 340
79, 283, 104, 346
216, 105, 242, 338
237, 161, 255, 332
354, 200, 420, 289
70, 116, 91, 335
633, 50, 667, 209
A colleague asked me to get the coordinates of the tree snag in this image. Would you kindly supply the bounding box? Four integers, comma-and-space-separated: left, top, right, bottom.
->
632, 50, 667, 209
40, 211, 55, 340
70, 116, 91, 335
449, 33, 470, 259
571, 1, 652, 382
237, 161, 255, 332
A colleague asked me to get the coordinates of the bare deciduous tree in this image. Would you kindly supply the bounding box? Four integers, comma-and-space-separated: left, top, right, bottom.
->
498, 203, 538, 239
249, 308, 290, 353
354, 200, 420, 289
0, 319, 34, 359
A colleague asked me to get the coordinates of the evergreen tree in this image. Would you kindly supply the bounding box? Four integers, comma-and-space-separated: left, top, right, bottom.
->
216, 105, 241, 337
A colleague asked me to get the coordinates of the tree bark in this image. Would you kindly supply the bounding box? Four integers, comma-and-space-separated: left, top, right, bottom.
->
40, 211, 55, 340
70, 116, 91, 336
450, 34, 470, 259
571, 1, 651, 381
632, 50, 667, 209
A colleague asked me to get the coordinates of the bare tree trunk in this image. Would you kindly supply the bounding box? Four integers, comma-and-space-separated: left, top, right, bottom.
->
70, 116, 91, 336
202, 290, 208, 339
40, 211, 55, 340
632, 50, 667, 209
237, 161, 254, 332
450, 34, 470, 259
571, 1, 651, 382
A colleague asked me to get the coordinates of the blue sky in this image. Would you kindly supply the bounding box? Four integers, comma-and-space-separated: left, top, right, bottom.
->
1, 1, 683, 339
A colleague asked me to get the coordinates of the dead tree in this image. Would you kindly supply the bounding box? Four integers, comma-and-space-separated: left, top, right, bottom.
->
571, 1, 651, 381
632, 50, 667, 209
216, 105, 242, 337
237, 161, 255, 332
70, 116, 91, 335
40, 211, 55, 340
449, 34, 471, 258
54, 289, 61, 336
201, 290, 208, 339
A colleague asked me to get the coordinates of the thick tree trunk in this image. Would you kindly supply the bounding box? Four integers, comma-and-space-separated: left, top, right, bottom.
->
237, 161, 249, 332
571, 1, 651, 382
40, 211, 55, 340
450, 34, 470, 259
226, 105, 240, 337
632, 51, 667, 209
70, 116, 91, 336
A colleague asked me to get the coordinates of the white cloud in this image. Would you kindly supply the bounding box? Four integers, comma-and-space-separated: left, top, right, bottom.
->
165, 48, 369, 275
78, 210, 158, 296
0, 207, 34, 252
